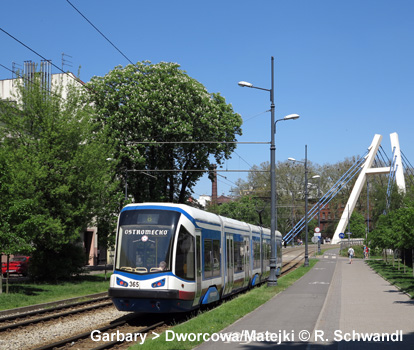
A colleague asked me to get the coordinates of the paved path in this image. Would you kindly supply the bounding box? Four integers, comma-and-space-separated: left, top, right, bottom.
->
195, 250, 414, 349
311, 254, 414, 349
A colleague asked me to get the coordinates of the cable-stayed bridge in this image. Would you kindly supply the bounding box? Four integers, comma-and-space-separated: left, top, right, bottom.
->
283, 132, 412, 245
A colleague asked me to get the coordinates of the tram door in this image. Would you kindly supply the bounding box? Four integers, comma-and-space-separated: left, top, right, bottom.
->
193, 229, 202, 306
225, 234, 234, 295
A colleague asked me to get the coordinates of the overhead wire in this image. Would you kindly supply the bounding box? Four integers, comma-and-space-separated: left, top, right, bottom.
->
0, 63, 64, 100
242, 110, 269, 123
217, 173, 238, 187
1, 28, 76, 80
233, 150, 253, 169
64, 0, 270, 190
0, 27, 99, 98
0, 21, 262, 188
65, 0, 135, 66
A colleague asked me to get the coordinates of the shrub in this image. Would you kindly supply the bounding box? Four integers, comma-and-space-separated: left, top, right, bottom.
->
29, 243, 85, 281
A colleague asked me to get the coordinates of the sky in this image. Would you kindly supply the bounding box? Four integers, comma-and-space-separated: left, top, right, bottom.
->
1, 0, 414, 199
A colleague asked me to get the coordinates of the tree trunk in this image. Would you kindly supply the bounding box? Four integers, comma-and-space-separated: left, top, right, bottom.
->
6, 254, 10, 294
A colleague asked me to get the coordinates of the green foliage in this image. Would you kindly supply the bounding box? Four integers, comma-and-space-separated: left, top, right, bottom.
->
88, 61, 242, 203
340, 245, 364, 259
306, 219, 318, 237
370, 182, 405, 226
0, 71, 119, 280
230, 155, 414, 242
369, 199, 414, 251
209, 196, 268, 226
349, 211, 366, 238
29, 242, 86, 281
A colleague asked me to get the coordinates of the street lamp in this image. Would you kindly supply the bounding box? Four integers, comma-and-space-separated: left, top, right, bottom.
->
239, 57, 299, 286
312, 174, 321, 254
288, 145, 309, 267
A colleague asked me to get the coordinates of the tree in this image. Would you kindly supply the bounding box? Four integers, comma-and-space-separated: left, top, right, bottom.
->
209, 196, 268, 227
230, 156, 394, 239
369, 197, 414, 271
230, 160, 322, 236
88, 61, 242, 203
349, 212, 366, 238
0, 72, 118, 280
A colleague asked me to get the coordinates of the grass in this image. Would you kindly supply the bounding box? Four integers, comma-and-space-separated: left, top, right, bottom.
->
315, 247, 335, 256
130, 259, 318, 350
0, 273, 111, 311
366, 259, 414, 298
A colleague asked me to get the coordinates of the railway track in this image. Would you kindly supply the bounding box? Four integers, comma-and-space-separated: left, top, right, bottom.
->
33, 317, 166, 350
0, 292, 108, 318
0, 246, 317, 350
0, 295, 112, 332
280, 245, 317, 276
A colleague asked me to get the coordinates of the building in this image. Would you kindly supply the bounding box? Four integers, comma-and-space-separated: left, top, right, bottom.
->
0, 61, 83, 102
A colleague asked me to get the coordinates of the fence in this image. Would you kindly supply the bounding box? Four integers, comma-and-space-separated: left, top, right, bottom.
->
340, 238, 364, 250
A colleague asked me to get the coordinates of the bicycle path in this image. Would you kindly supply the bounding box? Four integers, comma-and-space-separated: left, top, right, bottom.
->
195, 250, 414, 349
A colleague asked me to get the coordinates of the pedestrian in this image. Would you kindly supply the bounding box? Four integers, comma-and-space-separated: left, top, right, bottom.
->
348, 246, 355, 264
364, 246, 369, 259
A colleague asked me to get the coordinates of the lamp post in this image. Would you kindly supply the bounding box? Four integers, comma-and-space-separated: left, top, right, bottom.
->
312, 174, 321, 254
288, 144, 309, 267
239, 56, 299, 286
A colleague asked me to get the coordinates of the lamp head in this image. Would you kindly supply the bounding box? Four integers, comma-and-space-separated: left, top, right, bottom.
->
312, 175, 321, 179
238, 81, 253, 88
288, 157, 296, 162
284, 114, 300, 120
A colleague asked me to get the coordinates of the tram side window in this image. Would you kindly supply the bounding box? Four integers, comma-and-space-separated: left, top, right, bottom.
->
204, 238, 221, 278
175, 226, 195, 281
204, 240, 213, 279
253, 240, 260, 269
212, 239, 221, 277
234, 240, 244, 273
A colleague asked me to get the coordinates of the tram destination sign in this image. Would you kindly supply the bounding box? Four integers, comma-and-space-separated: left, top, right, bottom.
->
124, 229, 168, 235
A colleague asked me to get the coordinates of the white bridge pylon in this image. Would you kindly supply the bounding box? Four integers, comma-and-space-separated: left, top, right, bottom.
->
332, 133, 406, 244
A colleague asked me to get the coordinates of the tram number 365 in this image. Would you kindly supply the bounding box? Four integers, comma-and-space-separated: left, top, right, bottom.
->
129, 281, 140, 288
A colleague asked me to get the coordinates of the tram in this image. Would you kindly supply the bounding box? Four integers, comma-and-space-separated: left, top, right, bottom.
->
108, 203, 282, 313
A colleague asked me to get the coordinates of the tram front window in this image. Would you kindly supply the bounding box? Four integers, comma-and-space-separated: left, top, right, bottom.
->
115, 209, 180, 274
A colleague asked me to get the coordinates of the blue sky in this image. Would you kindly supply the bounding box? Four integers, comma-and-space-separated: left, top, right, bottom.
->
1, 0, 413, 198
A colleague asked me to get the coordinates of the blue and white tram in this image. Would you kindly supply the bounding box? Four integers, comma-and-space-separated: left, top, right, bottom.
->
108, 203, 282, 313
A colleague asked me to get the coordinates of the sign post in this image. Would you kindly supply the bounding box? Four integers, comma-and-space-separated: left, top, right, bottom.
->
346, 231, 352, 245
314, 227, 321, 253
